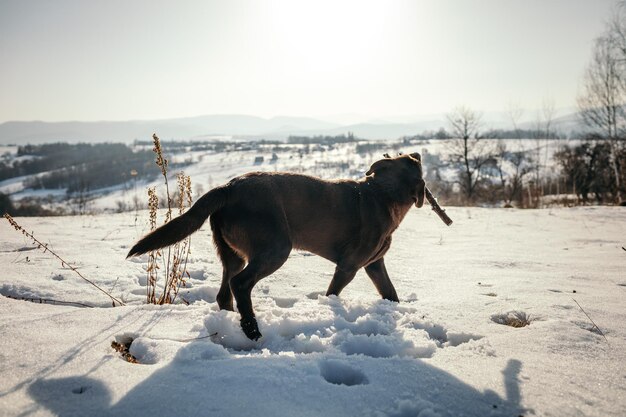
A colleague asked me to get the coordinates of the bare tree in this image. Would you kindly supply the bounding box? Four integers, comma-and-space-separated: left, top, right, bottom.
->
578, 36, 624, 140
608, 2, 626, 80
506, 100, 525, 138
578, 16, 626, 202
530, 98, 557, 207
71, 179, 93, 215
495, 101, 533, 206
494, 141, 533, 207
446, 106, 494, 202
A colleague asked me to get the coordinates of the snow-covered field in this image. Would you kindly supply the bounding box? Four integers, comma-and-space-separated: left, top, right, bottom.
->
0, 137, 570, 214
1, 205, 624, 417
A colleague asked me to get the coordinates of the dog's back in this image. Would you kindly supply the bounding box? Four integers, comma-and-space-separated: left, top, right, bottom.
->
212, 172, 363, 261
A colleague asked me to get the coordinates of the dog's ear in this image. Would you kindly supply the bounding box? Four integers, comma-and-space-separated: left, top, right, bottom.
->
366, 158, 393, 176
409, 152, 421, 162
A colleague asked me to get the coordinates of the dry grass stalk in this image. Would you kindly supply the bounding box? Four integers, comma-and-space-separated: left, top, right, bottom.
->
3, 213, 124, 306
146, 186, 160, 304
492, 311, 532, 328
154, 133, 172, 296
145, 134, 193, 305
152, 133, 172, 222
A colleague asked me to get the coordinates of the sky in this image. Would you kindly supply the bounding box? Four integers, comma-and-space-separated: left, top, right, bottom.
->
0, 0, 618, 124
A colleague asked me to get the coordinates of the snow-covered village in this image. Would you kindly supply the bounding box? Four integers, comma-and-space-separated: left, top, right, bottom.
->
1, 2, 625, 417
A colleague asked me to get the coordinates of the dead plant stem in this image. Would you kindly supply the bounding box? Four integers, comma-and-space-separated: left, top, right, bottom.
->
3, 214, 124, 306
572, 298, 609, 345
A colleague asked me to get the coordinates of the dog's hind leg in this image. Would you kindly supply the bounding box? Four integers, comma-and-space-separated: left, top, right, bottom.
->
326, 265, 358, 297
230, 245, 291, 340
211, 220, 245, 311
217, 250, 245, 312
364, 258, 399, 302
217, 252, 245, 311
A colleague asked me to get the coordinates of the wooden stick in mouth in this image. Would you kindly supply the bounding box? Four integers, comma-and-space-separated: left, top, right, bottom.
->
424, 187, 453, 226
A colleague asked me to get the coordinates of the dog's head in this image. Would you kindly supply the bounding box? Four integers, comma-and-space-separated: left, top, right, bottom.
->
366, 152, 426, 208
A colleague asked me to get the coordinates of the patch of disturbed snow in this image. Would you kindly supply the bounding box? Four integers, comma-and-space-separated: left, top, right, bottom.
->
0, 207, 625, 416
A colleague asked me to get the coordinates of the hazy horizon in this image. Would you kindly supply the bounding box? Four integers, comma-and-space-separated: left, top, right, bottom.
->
0, 105, 577, 125
0, 0, 617, 124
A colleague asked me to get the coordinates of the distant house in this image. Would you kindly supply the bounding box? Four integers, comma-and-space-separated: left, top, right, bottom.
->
254, 156, 264, 165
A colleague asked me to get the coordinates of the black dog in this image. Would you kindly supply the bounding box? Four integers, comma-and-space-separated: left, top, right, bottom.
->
128, 153, 426, 340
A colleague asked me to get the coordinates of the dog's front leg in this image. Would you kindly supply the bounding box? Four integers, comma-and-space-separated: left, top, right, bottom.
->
326, 265, 358, 297
364, 258, 399, 302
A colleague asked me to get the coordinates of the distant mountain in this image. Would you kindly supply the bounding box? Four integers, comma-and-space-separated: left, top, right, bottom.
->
0, 116, 452, 144
0, 110, 585, 145
0, 115, 341, 145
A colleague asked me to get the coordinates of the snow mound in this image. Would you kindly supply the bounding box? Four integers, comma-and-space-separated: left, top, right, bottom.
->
203, 296, 479, 358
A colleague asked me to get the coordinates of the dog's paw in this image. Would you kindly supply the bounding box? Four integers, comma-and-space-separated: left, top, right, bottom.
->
240, 317, 262, 341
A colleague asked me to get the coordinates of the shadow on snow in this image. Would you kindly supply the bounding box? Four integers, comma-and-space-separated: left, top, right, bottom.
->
26, 300, 526, 417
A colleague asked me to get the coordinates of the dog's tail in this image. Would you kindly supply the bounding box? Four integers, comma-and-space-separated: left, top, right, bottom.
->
126, 186, 227, 258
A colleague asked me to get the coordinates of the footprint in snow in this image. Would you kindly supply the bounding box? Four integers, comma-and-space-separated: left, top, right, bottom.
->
319, 359, 368, 386
71, 385, 92, 394
410, 321, 483, 347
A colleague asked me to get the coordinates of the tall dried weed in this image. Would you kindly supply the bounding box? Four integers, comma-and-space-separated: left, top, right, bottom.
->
145, 134, 192, 304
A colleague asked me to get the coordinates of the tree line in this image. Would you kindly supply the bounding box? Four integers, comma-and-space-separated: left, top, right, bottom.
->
430, 4, 626, 207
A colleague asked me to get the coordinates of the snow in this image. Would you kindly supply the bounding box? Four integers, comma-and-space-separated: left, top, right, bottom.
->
1, 206, 625, 416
